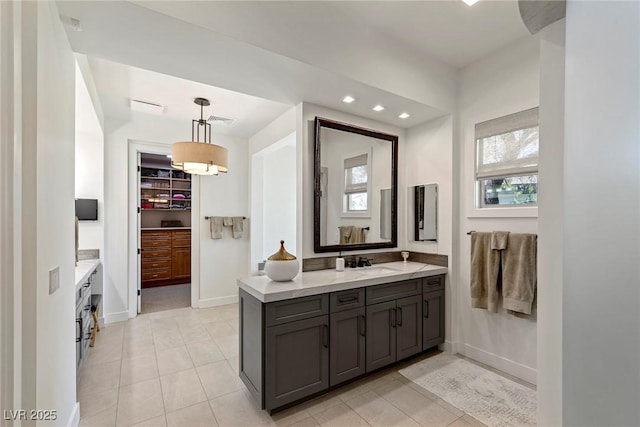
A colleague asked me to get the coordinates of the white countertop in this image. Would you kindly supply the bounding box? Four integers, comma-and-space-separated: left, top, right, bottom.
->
75, 259, 100, 292
237, 261, 448, 303
142, 227, 191, 231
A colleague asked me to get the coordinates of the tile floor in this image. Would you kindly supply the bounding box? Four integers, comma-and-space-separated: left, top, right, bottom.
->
78, 303, 489, 427
141, 284, 191, 314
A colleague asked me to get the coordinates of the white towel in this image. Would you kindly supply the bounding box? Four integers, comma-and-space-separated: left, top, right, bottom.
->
210, 217, 223, 239
223, 217, 233, 227
232, 217, 244, 239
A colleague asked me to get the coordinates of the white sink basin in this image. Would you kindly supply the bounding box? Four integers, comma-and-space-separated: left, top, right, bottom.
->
356, 267, 399, 276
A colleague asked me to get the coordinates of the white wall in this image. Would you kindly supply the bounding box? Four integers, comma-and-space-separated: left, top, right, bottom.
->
14, 1, 79, 425
261, 138, 297, 261
104, 113, 249, 321
405, 115, 454, 350
75, 61, 105, 257
455, 36, 540, 384
537, 18, 565, 427
301, 103, 406, 258
563, 2, 639, 425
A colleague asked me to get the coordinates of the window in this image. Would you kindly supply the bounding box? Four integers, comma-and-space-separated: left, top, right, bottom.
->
475, 108, 539, 208
344, 154, 368, 212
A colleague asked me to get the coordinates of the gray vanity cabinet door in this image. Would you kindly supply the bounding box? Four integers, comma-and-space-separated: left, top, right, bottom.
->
423, 290, 445, 350
265, 315, 329, 411
366, 301, 397, 372
396, 295, 423, 361
330, 307, 366, 386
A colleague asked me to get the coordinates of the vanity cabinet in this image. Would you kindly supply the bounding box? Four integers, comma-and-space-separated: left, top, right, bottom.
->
141, 229, 191, 287
239, 273, 445, 413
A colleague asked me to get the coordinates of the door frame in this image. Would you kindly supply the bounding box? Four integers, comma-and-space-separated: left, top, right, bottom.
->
127, 139, 200, 318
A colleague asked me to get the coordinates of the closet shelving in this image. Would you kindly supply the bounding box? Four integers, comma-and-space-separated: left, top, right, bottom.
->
140, 166, 192, 211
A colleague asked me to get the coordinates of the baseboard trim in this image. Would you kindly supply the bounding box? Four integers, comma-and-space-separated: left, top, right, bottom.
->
67, 402, 80, 427
198, 295, 239, 308
440, 340, 454, 354
104, 310, 129, 324
456, 342, 537, 385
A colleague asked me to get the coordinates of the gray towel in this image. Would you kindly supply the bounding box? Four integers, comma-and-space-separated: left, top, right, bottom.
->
223, 217, 233, 227
232, 216, 244, 239
339, 226, 366, 244
210, 217, 223, 239
502, 233, 537, 315
470, 232, 500, 312
491, 231, 510, 250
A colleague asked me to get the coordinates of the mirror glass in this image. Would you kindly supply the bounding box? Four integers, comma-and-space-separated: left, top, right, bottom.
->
413, 184, 437, 241
314, 118, 398, 252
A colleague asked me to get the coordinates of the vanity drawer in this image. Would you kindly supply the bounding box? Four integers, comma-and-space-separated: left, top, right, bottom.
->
142, 268, 171, 282
141, 238, 171, 249
366, 279, 421, 305
330, 288, 365, 313
142, 259, 171, 270
266, 294, 329, 327
142, 248, 171, 260
423, 275, 445, 293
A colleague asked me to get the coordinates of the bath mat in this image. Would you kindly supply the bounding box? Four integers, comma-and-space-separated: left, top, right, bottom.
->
399, 354, 536, 427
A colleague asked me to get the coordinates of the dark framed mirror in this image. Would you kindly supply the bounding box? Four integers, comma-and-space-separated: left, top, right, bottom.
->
314, 117, 398, 253
413, 184, 438, 241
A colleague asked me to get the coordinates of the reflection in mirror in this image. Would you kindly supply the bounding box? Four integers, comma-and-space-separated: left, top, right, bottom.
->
314, 117, 398, 252
414, 184, 437, 241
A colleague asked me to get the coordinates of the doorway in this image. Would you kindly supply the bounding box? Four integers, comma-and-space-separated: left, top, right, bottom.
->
138, 152, 193, 314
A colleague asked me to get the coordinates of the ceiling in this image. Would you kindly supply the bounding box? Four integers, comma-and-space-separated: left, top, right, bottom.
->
85, 57, 292, 137
59, 1, 531, 134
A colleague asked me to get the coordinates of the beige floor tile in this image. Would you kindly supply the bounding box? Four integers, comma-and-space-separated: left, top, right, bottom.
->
203, 321, 236, 341
217, 304, 239, 321
195, 307, 224, 323
129, 415, 167, 427
227, 356, 239, 374
226, 319, 239, 334
143, 286, 190, 315
153, 329, 185, 352
156, 346, 194, 376
78, 359, 121, 395
458, 415, 487, 427
116, 378, 165, 427
123, 332, 154, 349
160, 368, 207, 413
311, 402, 369, 426
79, 404, 117, 427
150, 317, 179, 332
186, 340, 226, 367
174, 312, 203, 329
196, 360, 244, 400
85, 341, 123, 367
179, 323, 210, 344
120, 354, 159, 387
123, 341, 156, 361
446, 418, 470, 427
287, 417, 320, 427
269, 405, 312, 427
400, 381, 465, 418
299, 394, 344, 417
333, 380, 371, 402
79, 387, 119, 419
209, 389, 274, 426
213, 334, 239, 359
345, 390, 419, 427
373, 380, 458, 427
166, 401, 218, 427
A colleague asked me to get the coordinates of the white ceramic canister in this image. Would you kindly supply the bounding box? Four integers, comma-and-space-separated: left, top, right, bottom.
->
264, 240, 300, 282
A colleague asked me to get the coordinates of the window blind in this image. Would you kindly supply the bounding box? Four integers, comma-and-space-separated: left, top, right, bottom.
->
344, 154, 368, 194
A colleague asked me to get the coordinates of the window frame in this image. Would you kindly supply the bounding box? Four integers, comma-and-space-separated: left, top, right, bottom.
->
474, 107, 539, 211
342, 151, 372, 217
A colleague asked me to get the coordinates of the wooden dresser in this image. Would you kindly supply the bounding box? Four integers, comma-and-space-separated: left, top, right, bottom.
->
141, 229, 191, 287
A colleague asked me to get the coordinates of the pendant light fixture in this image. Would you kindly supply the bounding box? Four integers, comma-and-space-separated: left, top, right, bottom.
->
171, 97, 228, 175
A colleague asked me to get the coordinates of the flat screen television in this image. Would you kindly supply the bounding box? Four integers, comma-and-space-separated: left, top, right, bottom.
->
76, 199, 98, 221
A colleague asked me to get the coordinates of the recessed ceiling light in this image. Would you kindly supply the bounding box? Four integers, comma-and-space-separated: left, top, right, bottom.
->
398, 113, 410, 119
343, 95, 355, 104
462, 0, 480, 6
373, 105, 385, 112
130, 99, 164, 115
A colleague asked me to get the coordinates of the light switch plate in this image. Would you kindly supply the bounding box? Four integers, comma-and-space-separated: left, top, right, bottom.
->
49, 266, 60, 295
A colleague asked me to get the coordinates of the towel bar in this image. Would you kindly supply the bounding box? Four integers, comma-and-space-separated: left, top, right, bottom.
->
466, 230, 537, 237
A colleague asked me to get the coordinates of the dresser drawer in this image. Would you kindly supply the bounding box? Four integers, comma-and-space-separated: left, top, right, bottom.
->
366, 279, 421, 305
142, 248, 171, 260
142, 259, 171, 270
172, 231, 191, 239
330, 288, 365, 313
142, 268, 171, 281
172, 237, 191, 248
423, 275, 445, 293
266, 294, 329, 326
141, 238, 171, 249
142, 230, 171, 239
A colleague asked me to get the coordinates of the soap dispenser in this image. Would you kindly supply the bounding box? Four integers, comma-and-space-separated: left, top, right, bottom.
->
336, 251, 345, 271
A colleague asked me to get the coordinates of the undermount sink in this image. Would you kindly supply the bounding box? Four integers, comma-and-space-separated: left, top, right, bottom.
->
356, 266, 399, 276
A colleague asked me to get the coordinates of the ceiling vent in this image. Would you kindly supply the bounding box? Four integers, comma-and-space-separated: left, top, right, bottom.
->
130, 99, 165, 115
